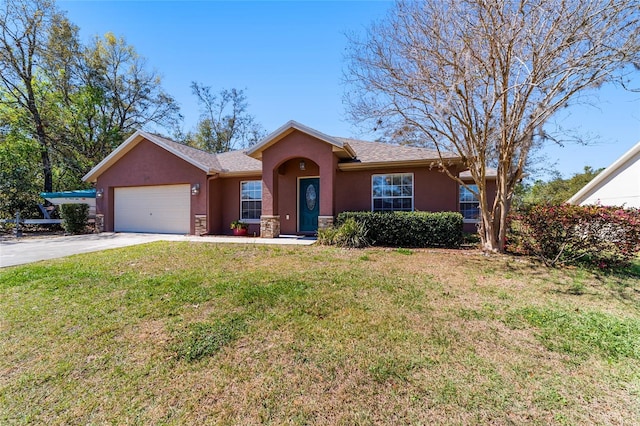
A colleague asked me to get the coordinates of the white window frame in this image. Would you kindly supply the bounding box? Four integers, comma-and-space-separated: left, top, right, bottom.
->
371, 173, 414, 212
459, 184, 480, 223
240, 180, 262, 223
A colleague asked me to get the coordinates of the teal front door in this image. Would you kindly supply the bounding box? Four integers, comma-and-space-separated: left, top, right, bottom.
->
299, 178, 319, 233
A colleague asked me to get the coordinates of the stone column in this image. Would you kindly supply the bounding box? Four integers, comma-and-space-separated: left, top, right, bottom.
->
95, 214, 104, 233
260, 215, 280, 238
194, 214, 207, 236
318, 215, 334, 230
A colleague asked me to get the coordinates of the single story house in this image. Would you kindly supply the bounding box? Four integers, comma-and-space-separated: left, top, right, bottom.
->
567, 140, 640, 208
83, 120, 496, 237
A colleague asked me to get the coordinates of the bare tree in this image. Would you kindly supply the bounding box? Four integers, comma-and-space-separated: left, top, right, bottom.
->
187, 83, 265, 153
345, 0, 640, 252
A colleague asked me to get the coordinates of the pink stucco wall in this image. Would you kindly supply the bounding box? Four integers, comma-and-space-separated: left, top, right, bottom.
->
213, 177, 262, 236
95, 140, 207, 234
335, 167, 459, 213
261, 130, 336, 220
275, 158, 321, 235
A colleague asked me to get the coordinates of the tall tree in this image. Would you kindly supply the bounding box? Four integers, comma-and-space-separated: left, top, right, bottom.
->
0, 100, 42, 218
345, 0, 640, 252
0, 0, 58, 192
0, 0, 181, 203
54, 32, 182, 180
186, 83, 265, 153
84, 32, 181, 139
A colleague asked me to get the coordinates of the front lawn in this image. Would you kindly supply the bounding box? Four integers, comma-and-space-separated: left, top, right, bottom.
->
1, 243, 639, 424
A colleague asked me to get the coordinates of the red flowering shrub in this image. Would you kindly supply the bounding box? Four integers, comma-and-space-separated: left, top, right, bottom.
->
507, 204, 640, 268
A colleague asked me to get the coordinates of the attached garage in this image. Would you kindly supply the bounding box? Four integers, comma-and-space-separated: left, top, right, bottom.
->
114, 184, 190, 234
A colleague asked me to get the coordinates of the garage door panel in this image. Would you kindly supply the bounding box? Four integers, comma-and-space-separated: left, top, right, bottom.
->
114, 185, 190, 234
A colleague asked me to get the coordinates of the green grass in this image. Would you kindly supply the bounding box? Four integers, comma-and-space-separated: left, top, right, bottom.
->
1, 242, 639, 424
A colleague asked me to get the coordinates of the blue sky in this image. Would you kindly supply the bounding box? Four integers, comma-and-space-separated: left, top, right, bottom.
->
58, 0, 640, 180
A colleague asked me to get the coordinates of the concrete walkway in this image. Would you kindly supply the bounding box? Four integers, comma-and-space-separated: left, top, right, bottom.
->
0, 232, 316, 268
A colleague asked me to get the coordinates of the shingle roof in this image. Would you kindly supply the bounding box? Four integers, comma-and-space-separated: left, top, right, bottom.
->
149, 133, 223, 171
152, 133, 463, 173
216, 150, 262, 174
83, 123, 479, 183
334, 138, 458, 164
152, 134, 262, 174
156, 135, 460, 174
148, 131, 463, 175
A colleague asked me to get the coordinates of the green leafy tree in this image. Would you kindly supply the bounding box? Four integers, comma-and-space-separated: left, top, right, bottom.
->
0, 112, 42, 219
516, 166, 605, 208
0, 0, 181, 217
0, 0, 59, 192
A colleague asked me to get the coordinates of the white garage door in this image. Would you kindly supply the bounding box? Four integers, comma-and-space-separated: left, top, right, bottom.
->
114, 184, 190, 234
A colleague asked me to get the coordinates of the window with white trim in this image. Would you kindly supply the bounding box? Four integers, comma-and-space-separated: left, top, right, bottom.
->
372, 173, 413, 212
240, 181, 262, 221
459, 184, 480, 222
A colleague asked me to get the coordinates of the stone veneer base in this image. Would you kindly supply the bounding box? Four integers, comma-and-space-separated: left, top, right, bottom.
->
260, 215, 280, 238
194, 214, 207, 236
318, 215, 334, 230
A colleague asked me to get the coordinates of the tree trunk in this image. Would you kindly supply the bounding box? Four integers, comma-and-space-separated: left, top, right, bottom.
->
480, 174, 510, 253
27, 89, 53, 192
38, 137, 53, 192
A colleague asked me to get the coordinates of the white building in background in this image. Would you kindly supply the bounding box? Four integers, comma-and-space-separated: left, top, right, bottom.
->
567, 141, 640, 208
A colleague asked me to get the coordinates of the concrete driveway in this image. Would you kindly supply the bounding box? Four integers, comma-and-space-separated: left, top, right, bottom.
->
0, 232, 315, 268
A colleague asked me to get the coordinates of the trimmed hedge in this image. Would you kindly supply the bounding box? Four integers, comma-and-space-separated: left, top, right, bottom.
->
335, 211, 463, 248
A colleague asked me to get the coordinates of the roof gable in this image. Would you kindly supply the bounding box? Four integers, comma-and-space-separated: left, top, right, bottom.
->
82, 130, 218, 182
567, 140, 640, 205
246, 120, 356, 160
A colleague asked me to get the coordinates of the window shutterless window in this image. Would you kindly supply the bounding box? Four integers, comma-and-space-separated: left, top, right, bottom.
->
240, 181, 262, 221
372, 173, 413, 212
459, 184, 480, 222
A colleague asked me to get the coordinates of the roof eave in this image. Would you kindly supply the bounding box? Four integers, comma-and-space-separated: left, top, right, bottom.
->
139, 131, 212, 174
338, 158, 462, 171
218, 170, 263, 178
82, 130, 214, 183
567, 140, 640, 204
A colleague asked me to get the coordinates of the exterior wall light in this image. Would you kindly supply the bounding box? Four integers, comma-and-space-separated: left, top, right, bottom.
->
96, 188, 104, 198
299, 160, 306, 171
191, 183, 200, 196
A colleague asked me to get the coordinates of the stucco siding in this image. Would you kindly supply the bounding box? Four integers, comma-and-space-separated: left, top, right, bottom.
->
335, 167, 459, 213
216, 177, 261, 236
275, 159, 321, 235
259, 130, 336, 234
96, 139, 207, 233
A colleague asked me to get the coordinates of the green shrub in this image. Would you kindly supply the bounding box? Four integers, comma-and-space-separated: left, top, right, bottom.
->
60, 204, 89, 234
317, 226, 339, 245
334, 217, 370, 248
507, 204, 640, 268
335, 211, 463, 248
317, 218, 370, 248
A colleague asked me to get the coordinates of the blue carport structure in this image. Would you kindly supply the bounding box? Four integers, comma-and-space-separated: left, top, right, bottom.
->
40, 189, 97, 216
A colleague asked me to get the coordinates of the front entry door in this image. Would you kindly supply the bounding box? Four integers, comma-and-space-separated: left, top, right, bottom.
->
299, 177, 319, 233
